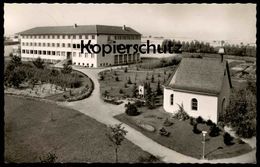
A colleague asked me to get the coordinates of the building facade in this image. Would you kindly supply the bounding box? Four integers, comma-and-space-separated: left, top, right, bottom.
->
18, 25, 141, 67
163, 57, 232, 123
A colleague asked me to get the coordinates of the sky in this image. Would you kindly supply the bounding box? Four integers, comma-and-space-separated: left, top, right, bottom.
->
4, 3, 256, 44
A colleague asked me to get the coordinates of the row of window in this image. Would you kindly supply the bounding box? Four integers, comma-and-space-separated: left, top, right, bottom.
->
170, 94, 198, 111
22, 42, 82, 49
74, 62, 94, 67
21, 34, 141, 40
21, 49, 95, 58
73, 52, 95, 58
22, 34, 95, 40
22, 49, 66, 56
114, 54, 140, 64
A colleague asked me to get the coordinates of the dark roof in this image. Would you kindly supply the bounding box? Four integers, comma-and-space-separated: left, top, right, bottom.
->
17, 25, 141, 35
165, 58, 232, 95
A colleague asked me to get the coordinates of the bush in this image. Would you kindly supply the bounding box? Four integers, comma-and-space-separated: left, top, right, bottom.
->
134, 100, 145, 107
206, 119, 214, 126
223, 132, 234, 146
189, 117, 197, 126
119, 89, 123, 94
138, 155, 160, 163
125, 103, 139, 116
127, 77, 132, 84
163, 118, 173, 127
209, 124, 221, 137
159, 127, 170, 137
196, 116, 205, 124
217, 121, 225, 129
115, 76, 119, 81
173, 103, 189, 121
192, 124, 202, 134
223, 132, 234, 145
238, 138, 245, 144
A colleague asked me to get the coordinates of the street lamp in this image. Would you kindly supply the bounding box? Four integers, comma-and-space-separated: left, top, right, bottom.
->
201, 131, 207, 160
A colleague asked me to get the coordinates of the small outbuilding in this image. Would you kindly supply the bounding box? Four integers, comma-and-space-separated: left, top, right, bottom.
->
163, 57, 232, 123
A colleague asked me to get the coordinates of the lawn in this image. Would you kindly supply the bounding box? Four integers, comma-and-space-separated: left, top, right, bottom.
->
99, 66, 175, 100
4, 95, 160, 163
115, 107, 252, 160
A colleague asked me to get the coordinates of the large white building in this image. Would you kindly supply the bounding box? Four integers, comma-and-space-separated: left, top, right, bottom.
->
163, 57, 232, 123
18, 24, 141, 67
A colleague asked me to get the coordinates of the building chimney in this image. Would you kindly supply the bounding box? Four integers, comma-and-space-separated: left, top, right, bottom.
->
122, 25, 126, 30
73, 24, 78, 28
218, 47, 225, 62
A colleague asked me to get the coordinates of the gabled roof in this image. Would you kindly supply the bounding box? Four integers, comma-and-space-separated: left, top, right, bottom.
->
165, 58, 232, 95
17, 25, 141, 35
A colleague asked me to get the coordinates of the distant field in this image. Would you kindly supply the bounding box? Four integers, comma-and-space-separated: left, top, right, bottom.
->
4, 95, 158, 163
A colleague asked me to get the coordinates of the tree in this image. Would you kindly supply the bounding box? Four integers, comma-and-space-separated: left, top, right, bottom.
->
61, 63, 72, 74
6, 68, 26, 88
10, 55, 22, 67
156, 80, 163, 96
222, 87, 256, 138
125, 102, 139, 116
132, 83, 138, 98
151, 74, 155, 83
127, 77, 132, 84
33, 57, 45, 69
106, 123, 128, 163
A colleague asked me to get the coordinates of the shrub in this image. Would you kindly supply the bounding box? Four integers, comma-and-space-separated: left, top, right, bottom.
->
138, 155, 160, 163
115, 76, 119, 81
125, 103, 139, 116
192, 124, 202, 134
189, 117, 197, 126
238, 139, 245, 144
206, 119, 214, 126
173, 103, 189, 121
196, 116, 205, 124
217, 121, 225, 129
209, 124, 221, 137
127, 77, 132, 84
223, 132, 234, 146
119, 89, 123, 94
159, 127, 170, 137
134, 100, 144, 107
163, 118, 173, 127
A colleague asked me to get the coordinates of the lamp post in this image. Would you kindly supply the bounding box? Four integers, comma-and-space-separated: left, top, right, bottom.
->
201, 131, 207, 160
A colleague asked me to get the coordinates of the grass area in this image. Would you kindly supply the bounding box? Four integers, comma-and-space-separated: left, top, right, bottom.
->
99, 66, 175, 100
4, 95, 161, 163
115, 107, 252, 160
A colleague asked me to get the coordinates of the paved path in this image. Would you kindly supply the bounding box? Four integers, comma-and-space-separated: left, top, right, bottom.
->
56, 65, 256, 163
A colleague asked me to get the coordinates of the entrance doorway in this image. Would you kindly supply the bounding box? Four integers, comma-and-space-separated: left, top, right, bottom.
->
67, 52, 72, 59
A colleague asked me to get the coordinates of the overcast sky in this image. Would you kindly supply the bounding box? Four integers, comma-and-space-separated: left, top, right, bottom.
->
4, 3, 256, 43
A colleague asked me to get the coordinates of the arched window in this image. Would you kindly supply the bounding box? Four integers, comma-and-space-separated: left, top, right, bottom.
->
191, 98, 198, 110
170, 94, 174, 105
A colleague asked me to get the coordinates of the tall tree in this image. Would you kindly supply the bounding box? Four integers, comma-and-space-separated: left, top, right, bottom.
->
106, 123, 128, 163
33, 57, 45, 69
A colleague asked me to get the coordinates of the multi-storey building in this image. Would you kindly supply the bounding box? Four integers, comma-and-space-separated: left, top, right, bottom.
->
18, 24, 141, 67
